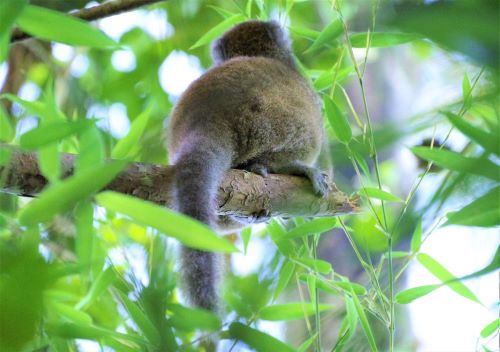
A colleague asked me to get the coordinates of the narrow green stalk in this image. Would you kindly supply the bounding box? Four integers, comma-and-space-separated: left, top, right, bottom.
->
313, 234, 321, 351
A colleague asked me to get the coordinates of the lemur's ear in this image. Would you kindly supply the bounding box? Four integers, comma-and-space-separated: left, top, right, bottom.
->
265, 21, 291, 51
211, 37, 226, 65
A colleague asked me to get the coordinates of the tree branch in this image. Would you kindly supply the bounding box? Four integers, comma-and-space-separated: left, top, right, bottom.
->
11, 0, 167, 43
0, 148, 359, 218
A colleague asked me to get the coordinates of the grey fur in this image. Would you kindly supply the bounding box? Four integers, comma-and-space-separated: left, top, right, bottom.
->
168, 20, 330, 312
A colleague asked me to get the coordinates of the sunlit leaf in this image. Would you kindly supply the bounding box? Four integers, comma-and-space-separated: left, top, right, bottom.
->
46, 322, 145, 345
95, 192, 237, 253
19, 161, 126, 225
395, 284, 440, 304
0, 106, 14, 142
228, 322, 295, 352
273, 261, 295, 302
285, 217, 338, 238
462, 73, 472, 109
190, 14, 246, 50
117, 292, 160, 344
74, 200, 94, 271
324, 95, 352, 144
304, 18, 342, 53
16, 5, 116, 47
20, 120, 91, 149
294, 257, 332, 274
76, 267, 117, 310
444, 112, 499, 155
445, 186, 500, 227
410, 220, 422, 252
417, 253, 481, 304
289, 26, 320, 41
0, 0, 28, 38
50, 302, 93, 324
0, 93, 46, 117
259, 303, 333, 321
350, 288, 378, 352
412, 147, 500, 181
351, 32, 422, 48
112, 106, 152, 159
168, 303, 221, 331
360, 187, 402, 202
480, 318, 499, 338
38, 144, 60, 183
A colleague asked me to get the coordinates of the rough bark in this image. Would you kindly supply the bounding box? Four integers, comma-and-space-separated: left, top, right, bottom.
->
0, 148, 359, 218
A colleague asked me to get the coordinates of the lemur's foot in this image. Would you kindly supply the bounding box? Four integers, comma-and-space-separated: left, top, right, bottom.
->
273, 162, 331, 197
244, 163, 268, 177
305, 168, 330, 197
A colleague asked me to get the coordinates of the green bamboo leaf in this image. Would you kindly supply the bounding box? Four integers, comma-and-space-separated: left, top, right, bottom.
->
116, 291, 160, 345
190, 14, 246, 50
444, 112, 499, 155
289, 26, 320, 41
19, 161, 126, 225
445, 186, 500, 227
350, 32, 422, 48
350, 288, 378, 352
0, 0, 28, 38
410, 220, 422, 252
50, 302, 93, 324
313, 66, 354, 91
324, 95, 352, 144
168, 304, 221, 331
298, 334, 317, 352
39, 145, 61, 184
76, 267, 117, 310
207, 5, 237, 19
480, 318, 499, 338
417, 253, 481, 304
16, 5, 116, 47
111, 106, 152, 159
307, 274, 316, 307
360, 187, 402, 202
285, 217, 338, 238
76, 125, 105, 173
0, 93, 47, 117
0, 31, 8, 63
294, 257, 332, 274
74, 200, 94, 270
20, 120, 91, 149
0, 106, 14, 142
273, 261, 295, 302
0, 147, 12, 167
241, 226, 252, 254
462, 73, 471, 98
462, 73, 472, 109
334, 295, 358, 351
228, 322, 295, 352
321, 279, 367, 295
267, 220, 294, 255
411, 147, 500, 181
95, 191, 237, 253
304, 18, 342, 53
395, 284, 440, 304
259, 303, 333, 321
46, 322, 145, 345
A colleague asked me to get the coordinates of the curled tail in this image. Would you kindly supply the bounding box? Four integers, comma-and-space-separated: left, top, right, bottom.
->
172, 133, 232, 311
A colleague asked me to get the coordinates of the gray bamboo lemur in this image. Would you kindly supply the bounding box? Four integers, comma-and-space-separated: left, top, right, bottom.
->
167, 20, 331, 311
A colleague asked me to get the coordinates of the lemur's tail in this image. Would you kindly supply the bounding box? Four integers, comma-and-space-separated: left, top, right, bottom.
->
172, 132, 232, 311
